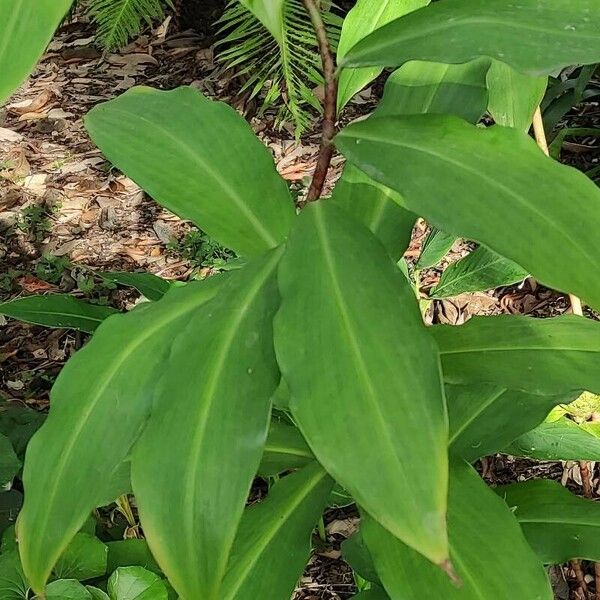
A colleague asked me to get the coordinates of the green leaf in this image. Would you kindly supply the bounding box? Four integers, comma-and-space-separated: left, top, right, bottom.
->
352, 589, 390, 600
0, 435, 20, 487
0, 551, 28, 600
431, 246, 527, 298
54, 533, 108, 582
100, 272, 172, 301
341, 0, 600, 77
0, 295, 118, 333
505, 417, 600, 461
222, 462, 333, 600
86, 588, 110, 600
239, 0, 285, 44
336, 0, 429, 110
434, 315, 600, 395
275, 202, 448, 565
258, 420, 314, 478
486, 61, 547, 132
337, 115, 600, 311
0, 402, 45, 458
85, 87, 294, 256
342, 530, 381, 585
46, 579, 93, 599
106, 540, 161, 576
18, 275, 225, 593
362, 460, 552, 600
107, 567, 168, 600
0, 0, 72, 105
498, 479, 600, 564
130, 250, 283, 600
416, 228, 456, 270
447, 384, 573, 462
376, 58, 491, 124
330, 165, 415, 261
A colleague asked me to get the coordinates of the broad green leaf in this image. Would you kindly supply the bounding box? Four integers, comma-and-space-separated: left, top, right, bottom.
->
336, 0, 429, 110
54, 533, 108, 582
270, 378, 290, 410
337, 116, 600, 310
353, 589, 390, 600
0, 551, 28, 600
106, 540, 161, 576
222, 462, 333, 600
86, 87, 294, 256
100, 272, 172, 301
376, 59, 490, 124
486, 61, 547, 132
87, 588, 109, 600
46, 579, 92, 600
434, 315, 600, 395
341, 0, 600, 77
239, 0, 285, 44
447, 384, 573, 462
362, 461, 552, 600
258, 420, 314, 478
416, 228, 456, 270
342, 530, 381, 585
498, 479, 600, 564
275, 202, 448, 565
505, 417, 600, 461
331, 164, 415, 261
0, 402, 45, 458
107, 567, 168, 600
0, 435, 20, 487
0, 0, 72, 104
0, 493, 22, 542
131, 250, 282, 600
18, 275, 225, 593
0, 295, 117, 333
431, 246, 527, 298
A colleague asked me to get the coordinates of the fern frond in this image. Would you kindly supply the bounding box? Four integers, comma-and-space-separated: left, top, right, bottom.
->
217, 0, 342, 137
88, 0, 170, 52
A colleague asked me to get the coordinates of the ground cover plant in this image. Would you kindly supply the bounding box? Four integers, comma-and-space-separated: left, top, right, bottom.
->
2, 0, 600, 598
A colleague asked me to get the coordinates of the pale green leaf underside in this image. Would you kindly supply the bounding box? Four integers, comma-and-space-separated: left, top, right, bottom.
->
275, 202, 448, 564
337, 115, 600, 311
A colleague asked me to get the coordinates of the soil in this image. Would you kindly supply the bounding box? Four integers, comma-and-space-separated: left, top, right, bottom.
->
0, 8, 599, 600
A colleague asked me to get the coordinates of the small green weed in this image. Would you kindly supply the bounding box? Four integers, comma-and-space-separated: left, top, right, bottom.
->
168, 229, 236, 270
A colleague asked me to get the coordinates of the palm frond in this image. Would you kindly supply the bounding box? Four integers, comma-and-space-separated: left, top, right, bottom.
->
217, 0, 342, 137
87, 0, 170, 52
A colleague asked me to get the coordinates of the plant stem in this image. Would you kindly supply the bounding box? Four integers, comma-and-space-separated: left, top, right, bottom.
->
534, 105, 598, 599
302, 0, 338, 203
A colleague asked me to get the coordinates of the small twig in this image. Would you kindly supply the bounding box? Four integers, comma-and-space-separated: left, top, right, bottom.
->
301, 0, 338, 203
534, 105, 597, 599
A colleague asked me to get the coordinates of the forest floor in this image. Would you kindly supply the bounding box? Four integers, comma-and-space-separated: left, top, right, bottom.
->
0, 13, 599, 600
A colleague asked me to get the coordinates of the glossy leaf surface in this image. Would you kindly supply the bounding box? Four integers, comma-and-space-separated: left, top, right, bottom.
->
447, 384, 571, 462
341, 0, 600, 76
275, 202, 448, 564
337, 0, 429, 110
86, 87, 294, 256
19, 276, 225, 592
506, 417, 600, 461
376, 59, 490, 123
258, 420, 314, 478
416, 228, 456, 270
131, 251, 282, 600
363, 461, 552, 600
54, 533, 108, 582
434, 315, 600, 395
337, 115, 600, 311
222, 462, 333, 599
331, 165, 415, 261
0, 0, 72, 104
239, 0, 285, 43
100, 272, 172, 301
107, 567, 168, 600
498, 479, 600, 564
432, 246, 527, 298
